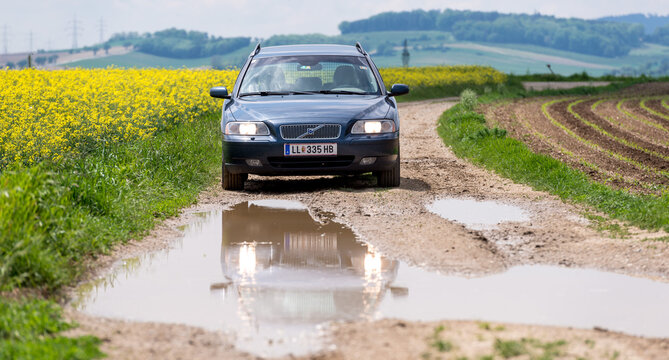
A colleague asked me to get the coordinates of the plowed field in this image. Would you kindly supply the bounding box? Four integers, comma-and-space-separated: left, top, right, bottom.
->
485, 83, 669, 194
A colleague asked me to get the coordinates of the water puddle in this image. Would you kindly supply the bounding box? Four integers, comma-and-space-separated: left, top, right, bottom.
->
75, 201, 669, 358
427, 198, 530, 230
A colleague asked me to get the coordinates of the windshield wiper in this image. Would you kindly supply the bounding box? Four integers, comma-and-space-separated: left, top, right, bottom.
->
239, 91, 292, 97
239, 90, 317, 97
317, 90, 368, 95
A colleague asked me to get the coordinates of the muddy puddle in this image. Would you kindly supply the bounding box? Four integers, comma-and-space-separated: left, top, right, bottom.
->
427, 198, 530, 230
75, 201, 669, 358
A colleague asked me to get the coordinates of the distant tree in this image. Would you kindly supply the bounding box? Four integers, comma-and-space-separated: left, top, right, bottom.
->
123, 41, 133, 50
17, 59, 27, 69
47, 55, 59, 64
34, 56, 47, 66
338, 9, 644, 57
5, 62, 15, 69
375, 42, 396, 56
401, 39, 410, 67
135, 28, 251, 58
211, 55, 224, 70
92, 46, 99, 56
103, 42, 111, 55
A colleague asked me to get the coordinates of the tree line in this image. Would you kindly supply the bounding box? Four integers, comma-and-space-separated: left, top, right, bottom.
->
107, 28, 251, 59
338, 9, 645, 57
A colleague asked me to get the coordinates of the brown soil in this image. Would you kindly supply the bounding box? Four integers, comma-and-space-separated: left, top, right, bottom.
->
66, 97, 669, 359
550, 100, 668, 172
592, 99, 669, 150
486, 98, 663, 190
324, 319, 669, 360
572, 99, 669, 164
625, 99, 669, 130
644, 98, 669, 119
487, 84, 669, 194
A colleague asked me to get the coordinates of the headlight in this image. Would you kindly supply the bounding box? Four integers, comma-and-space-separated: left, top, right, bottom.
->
225, 122, 270, 136
351, 120, 396, 134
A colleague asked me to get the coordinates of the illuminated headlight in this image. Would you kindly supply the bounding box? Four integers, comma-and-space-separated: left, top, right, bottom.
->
351, 120, 396, 134
225, 122, 270, 136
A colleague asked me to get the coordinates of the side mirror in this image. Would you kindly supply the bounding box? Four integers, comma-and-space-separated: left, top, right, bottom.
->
388, 84, 409, 97
210, 86, 230, 99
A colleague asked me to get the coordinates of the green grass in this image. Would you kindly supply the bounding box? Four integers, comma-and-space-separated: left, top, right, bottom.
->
437, 99, 669, 232
494, 338, 566, 360
0, 113, 223, 356
0, 299, 103, 359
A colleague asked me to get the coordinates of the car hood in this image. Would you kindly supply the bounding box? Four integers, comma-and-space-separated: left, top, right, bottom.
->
229, 95, 392, 121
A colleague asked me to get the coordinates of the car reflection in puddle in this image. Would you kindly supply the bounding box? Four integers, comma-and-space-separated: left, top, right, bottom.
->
218, 201, 398, 346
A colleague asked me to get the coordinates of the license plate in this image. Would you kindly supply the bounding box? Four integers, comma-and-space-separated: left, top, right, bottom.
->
284, 143, 337, 156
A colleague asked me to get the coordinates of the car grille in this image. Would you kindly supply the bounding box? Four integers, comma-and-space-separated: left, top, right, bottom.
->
268, 156, 354, 168
280, 124, 341, 140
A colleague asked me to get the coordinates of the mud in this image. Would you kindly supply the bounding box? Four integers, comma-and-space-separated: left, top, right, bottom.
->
67, 97, 669, 359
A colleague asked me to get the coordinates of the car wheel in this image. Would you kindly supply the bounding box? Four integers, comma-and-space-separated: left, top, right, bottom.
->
375, 154, 400, 187
222, 160, 245, 190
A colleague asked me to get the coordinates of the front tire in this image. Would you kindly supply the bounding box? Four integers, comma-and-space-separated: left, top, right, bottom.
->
222, 161, 246, 190
375, 155, 400, 187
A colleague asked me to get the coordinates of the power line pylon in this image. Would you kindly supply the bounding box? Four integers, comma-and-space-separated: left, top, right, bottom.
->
2, 24, 8, 55
98, 17, 106, 44
67, 14, 83, 50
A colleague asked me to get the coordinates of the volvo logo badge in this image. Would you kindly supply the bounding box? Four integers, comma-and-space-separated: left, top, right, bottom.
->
297, 124, 325, 139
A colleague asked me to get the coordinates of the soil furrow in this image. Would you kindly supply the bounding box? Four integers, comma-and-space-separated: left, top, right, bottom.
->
593, 99, 669, 149
524, 99, 667, 188
484, 103, 659, 192
572, 99, 669, 162
549, 100, 669, 178
643, 98, 669, 121
625, 99, 669, 130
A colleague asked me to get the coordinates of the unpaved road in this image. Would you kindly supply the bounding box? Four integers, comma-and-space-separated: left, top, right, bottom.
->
66, 99, 669, 359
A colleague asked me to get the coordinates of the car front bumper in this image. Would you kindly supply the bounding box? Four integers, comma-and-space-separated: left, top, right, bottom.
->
223, 133, 399, 175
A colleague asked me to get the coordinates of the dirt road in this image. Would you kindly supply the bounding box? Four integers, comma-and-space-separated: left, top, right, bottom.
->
66, 99, 669, 359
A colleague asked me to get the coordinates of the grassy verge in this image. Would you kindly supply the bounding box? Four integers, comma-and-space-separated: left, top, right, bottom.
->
0, 113, 222, 357
437, 99, 669, 232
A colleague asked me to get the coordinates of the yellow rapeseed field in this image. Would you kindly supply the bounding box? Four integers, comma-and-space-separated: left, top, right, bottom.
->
0, 68, 236, 165
379, 65, 506, 89
0, 65, 504, 166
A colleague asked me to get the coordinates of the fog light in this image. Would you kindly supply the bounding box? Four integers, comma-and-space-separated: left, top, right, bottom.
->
360, 157, 376, 165
245, 159, 262, 167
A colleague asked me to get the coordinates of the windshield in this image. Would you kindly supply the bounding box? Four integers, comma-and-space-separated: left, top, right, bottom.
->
238, 55, 381, 96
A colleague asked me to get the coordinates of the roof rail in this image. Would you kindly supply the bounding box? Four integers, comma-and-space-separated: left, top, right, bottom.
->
251, 43, 261, 56
355, 42, 367, 55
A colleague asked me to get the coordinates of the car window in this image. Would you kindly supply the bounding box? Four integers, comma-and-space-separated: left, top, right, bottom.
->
239, 55, 381, 95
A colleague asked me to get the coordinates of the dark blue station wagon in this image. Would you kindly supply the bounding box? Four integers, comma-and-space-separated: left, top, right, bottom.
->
210, 43, 409, 190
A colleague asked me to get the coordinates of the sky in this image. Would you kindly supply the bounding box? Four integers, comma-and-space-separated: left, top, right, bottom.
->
2, 0, 669, 53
